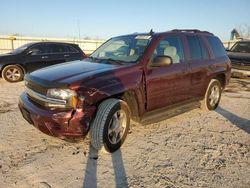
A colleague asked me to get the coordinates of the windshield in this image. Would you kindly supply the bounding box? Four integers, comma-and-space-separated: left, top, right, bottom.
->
91, 35, 151, 63
230, 42, 250, 53
11, 43, 32, 54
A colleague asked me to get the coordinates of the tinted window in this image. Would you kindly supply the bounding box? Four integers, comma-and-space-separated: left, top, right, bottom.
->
207, 36, 226, 58
61, 45, 79, 53
230, 42, 250, 53
30, 44, 46, 55
47, 44, 67, 54
67, 45, 78, 53
154, 36, 184, 63
200, 38, 209, 59
187, 36, 201, 60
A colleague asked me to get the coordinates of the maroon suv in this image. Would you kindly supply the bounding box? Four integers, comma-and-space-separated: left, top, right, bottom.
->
19, 29, 231, 152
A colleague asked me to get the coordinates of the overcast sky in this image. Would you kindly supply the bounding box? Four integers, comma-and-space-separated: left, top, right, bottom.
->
0, 0, 250, 40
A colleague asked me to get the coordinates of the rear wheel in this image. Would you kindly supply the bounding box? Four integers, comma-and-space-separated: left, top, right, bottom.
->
2, 65, 24, 82
201, 79, 222, 111
90, 98, 130, 153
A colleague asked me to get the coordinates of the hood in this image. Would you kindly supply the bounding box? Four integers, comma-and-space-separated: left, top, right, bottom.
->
27, 60, 120, 86
0, 53, 18, 61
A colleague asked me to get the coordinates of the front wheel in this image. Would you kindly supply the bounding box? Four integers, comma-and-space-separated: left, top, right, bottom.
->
2, 65, 24, 82
201, 79, 222, 111
90, 98, 130, 153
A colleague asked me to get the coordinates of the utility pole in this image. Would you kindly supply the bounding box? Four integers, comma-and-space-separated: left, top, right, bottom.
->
77, 20, 81, 40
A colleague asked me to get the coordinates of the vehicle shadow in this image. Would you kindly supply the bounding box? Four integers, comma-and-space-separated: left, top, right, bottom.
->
82, 145, 128, 188
216, 106, 250, 134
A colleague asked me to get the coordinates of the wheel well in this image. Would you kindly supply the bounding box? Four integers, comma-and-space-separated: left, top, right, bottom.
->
0, 64, 26, 77
95, 92, 140, 122
214, 73, 226, 88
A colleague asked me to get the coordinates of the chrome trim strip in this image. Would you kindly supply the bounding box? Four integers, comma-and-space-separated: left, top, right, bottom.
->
25, 87, 66, 105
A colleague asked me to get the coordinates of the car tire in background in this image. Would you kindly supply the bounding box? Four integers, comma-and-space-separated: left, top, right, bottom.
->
90, 98, 130, 153
2, 65, 24, 83
201, 79, 222, 111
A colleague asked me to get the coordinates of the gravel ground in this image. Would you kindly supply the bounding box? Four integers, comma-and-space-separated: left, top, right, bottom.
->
0, 78, 249, 188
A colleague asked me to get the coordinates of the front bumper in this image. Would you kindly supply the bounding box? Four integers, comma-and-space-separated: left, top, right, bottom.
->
18, 92, 95, 139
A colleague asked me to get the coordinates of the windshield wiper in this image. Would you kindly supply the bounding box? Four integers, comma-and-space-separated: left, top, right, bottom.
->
87, 56, 100, 61
99, 58, 124, 65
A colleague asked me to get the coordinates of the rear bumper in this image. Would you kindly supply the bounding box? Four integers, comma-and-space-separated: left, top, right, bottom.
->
18, 92, 95, 139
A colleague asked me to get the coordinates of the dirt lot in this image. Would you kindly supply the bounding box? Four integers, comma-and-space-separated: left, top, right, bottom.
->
0, 78, 249, 188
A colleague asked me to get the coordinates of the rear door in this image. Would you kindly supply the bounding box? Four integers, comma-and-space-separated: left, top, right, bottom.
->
63, 44, 83, 61
45, 44, 67, 67
145, 35, 192, 111
185, 35, 211, 98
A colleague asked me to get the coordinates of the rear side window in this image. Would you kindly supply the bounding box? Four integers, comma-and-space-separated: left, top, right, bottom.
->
187, 36, 209, 60
207, 36, 226, 58
47, 44, 67, 54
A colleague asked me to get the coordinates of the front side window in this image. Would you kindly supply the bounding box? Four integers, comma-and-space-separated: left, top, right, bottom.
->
91, 35, 151, 63
30, 44, 46, 55
230, 42, 250, 53
153, 36, 184, 64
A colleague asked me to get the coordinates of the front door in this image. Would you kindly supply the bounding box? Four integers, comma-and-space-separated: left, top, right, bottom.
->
24, 44, 48, 72
145, 35, 192, 111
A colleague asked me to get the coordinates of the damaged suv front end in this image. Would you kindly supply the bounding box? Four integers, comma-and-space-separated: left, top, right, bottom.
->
19, 76, 97, 138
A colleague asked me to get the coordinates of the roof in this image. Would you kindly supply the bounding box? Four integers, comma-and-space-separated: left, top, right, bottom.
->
26, 41, 79, 46
116, 29, 214, 38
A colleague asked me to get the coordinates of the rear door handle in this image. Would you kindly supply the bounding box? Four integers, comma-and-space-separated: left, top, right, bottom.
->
182, 70, 190, 74
42, 56, 48, 59
64, 54, 70, 57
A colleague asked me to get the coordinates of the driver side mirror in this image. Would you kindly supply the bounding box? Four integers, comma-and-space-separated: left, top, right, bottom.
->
26, 50, 33, 55
151, 56, 173, 67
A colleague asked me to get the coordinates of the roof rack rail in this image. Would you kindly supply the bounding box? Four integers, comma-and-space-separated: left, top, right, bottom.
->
171, 29, 213, 35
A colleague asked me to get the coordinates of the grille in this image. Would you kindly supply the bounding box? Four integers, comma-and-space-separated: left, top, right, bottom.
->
25, 87, 47, 107
25, 79, 48, 106
26, 80, 47, 95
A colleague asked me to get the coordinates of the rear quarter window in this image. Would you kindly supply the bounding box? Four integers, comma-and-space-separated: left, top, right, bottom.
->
65, 45, 79, 53
207, 36, 226, 58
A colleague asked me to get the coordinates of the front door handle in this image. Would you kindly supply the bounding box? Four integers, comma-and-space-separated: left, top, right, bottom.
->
208, 64, 216, 69
64, 54, 70, 57
42, 56, 48, 59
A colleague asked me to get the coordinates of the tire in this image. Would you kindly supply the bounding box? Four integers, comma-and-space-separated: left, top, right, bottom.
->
201, 79, 222, 111
2, 65, 24, 82
90, 98, 130, 153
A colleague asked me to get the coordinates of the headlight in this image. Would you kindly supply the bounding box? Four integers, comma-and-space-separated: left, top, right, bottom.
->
47, 89, 77, 109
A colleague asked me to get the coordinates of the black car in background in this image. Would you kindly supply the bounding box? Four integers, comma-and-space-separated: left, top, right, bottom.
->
227, 40, 250, 78
0, 42, 86, 82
